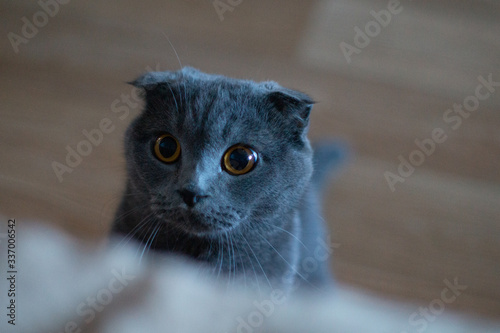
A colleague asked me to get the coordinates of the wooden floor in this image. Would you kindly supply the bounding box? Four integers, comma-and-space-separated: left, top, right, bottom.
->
1, 0, 499, 319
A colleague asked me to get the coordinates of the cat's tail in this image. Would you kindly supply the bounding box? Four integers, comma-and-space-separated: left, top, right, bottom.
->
311, 140, 350, 193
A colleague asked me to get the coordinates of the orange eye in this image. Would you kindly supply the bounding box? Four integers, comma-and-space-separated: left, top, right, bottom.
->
222, 145, 258, 175
154, 134, 181, 163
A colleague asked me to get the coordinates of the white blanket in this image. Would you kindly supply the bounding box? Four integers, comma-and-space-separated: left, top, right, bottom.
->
1, 222, 499, 333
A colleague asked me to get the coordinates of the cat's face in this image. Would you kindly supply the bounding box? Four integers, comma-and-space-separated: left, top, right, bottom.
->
125, 67, 313, 237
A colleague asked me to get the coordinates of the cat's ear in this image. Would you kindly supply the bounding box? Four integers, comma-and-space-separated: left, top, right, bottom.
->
266, 88, 315, 129
128, 72, 181, 110
128, 71, 177, 91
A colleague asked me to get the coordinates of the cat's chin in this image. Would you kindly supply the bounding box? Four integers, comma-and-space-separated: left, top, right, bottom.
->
164, 208, 239, 238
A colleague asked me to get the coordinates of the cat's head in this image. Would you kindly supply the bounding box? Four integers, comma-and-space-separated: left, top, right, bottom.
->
125, 67, 314, 237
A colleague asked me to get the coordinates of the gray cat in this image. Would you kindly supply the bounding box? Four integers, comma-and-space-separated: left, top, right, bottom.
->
111, 67, 345, 294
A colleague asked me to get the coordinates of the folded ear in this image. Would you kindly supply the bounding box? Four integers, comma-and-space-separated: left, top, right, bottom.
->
266, 88, 315, 129
128, 71, 178, 91
128, 71, 182, 109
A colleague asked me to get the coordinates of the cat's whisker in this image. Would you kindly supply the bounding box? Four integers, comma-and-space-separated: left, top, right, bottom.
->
182, 81, 188, 114
260, 221, 308, 250
162, 32, 183, 70
228, 232, 234, 285
241, 235, 272, 290
223, 231, 230, 286
215, 234, 224, 281
113, 204, 152, 234
256, 230, 319, 290
227, 232, 233, 286
112, 201, 150, 227
177, 82, 189, 108
139, 222, 161, 263
163, 83, 179, 115
114, 210, 156, 251
226, 231, 236, 287
133, 217, 157, 259
235, 229, 259, 293
229, 232, 237, 286
179, 82, 184, 110
233, 234, 247, 290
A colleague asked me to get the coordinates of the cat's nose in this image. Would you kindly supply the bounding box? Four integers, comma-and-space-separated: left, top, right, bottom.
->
177, 189, 208, 208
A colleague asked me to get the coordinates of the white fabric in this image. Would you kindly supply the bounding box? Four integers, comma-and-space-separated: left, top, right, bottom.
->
1, 223, 499, 333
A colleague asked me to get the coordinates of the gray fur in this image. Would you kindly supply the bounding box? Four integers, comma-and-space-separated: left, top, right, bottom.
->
111, 67, 337, 293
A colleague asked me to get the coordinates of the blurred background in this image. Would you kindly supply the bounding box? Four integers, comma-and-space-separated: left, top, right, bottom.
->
1, 0, 499, 320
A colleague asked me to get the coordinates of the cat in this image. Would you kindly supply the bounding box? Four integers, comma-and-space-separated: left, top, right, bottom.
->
111, 67, 345, 294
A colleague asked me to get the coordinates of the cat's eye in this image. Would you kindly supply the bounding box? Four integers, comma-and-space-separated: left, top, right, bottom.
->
222, 145, 258, 175
154, 134, 181, 163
